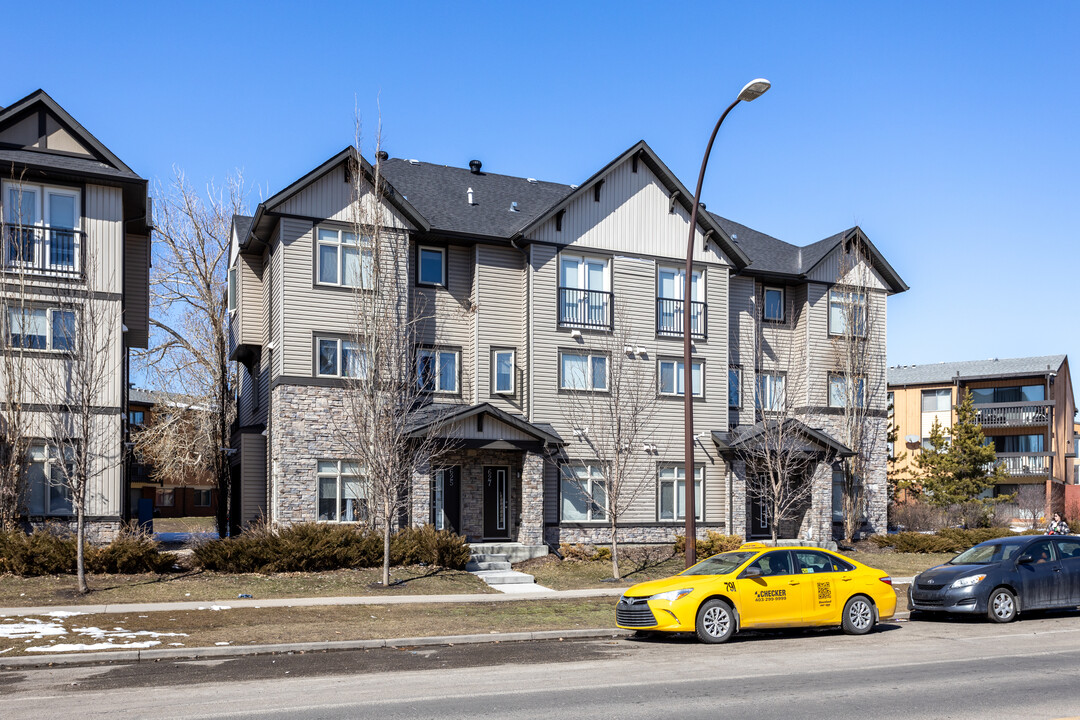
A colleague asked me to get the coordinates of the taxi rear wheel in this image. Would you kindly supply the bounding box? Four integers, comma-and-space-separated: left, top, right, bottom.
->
695, 599, 736, 644
841, 596, 875, 635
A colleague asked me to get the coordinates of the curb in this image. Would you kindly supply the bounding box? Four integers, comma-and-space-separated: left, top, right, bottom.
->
0, 627, 633, 669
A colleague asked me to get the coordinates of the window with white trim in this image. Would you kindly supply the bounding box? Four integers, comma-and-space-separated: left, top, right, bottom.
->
659, 359, 703, 397
755, 372, 786, 412
559, 350, 607, 391
316, 227, 373, 289
2, 181, 81, 271
316, 337, 367, 378
560, 463, 606, 522
658, 465, 703, 521
7, 306, 76, 351
228, 266, 237, 312
828, 374, 866, 408
829, 289, 867, 337
25, 445, 73, 516
317, 460, 367, 522
418, 348, 459, 393
418, 246, 446, 286
763, 287, 784, 321
492, 349, 515, 394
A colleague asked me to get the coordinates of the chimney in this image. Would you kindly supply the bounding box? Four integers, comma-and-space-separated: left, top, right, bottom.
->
469, 159, 482, 174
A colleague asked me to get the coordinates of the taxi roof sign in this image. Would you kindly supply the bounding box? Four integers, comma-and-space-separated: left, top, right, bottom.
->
739, 542, 767, 550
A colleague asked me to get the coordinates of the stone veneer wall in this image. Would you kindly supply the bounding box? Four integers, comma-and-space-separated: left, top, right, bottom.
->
547, 523, 728, 547
810, 413, 889, 538
26, 519, 122, 544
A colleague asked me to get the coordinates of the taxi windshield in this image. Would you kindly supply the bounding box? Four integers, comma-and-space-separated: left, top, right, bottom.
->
681, 551, 756, 576
949, 539, 1027, 565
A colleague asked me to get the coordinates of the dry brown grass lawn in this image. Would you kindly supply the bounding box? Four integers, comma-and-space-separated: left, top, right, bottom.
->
0, 598, 617, 657
0, 566, 495, 607
847, 552, 953, 577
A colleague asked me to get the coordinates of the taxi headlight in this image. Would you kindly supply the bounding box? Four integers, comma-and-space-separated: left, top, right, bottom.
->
951, 574, 987, 589
648, 588, 693, 602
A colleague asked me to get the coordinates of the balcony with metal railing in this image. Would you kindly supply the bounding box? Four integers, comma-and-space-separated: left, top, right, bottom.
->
974, 401, 1053, 428
2, 224, 84, 278
992, 452, 1053, 477
655, 297, 707, 339
558, 287, 613, 331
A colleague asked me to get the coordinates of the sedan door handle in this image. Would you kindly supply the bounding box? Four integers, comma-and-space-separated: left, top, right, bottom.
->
788, 581, 800, 586
840, 577, 853, 582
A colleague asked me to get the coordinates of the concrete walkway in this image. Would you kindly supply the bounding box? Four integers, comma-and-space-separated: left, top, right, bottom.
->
0, 587, 625, 618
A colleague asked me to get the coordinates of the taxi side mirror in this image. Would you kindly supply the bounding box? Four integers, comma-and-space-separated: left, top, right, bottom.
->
741, 566, 762, 579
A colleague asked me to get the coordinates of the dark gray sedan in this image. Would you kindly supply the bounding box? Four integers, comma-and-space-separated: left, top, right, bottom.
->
909, 535, 1080, 622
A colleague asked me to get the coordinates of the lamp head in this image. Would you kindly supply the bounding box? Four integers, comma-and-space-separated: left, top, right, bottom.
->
737, 78, 771, 102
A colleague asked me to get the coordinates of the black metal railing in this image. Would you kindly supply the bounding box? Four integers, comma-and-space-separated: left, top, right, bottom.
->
974, 401, 1053, 428
656, 297, 707, 338
2, 224, 84, 277
558, 287, 613, 331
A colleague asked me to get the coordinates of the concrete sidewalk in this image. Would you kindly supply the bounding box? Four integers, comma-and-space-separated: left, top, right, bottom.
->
0, 587, 626, 618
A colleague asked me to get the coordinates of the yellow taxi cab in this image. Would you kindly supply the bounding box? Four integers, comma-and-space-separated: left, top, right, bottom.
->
615, 543, 897, 643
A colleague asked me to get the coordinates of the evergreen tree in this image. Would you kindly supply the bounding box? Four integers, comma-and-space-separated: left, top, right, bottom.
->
913, 389, 1008, 507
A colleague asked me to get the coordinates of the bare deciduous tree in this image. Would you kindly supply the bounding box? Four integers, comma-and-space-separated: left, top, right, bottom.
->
38, 252, 120, 593
830, 235, 886, 542
560, 313, 660, 579
133, 395, 215, 487
334, 124, 448, 587
738, 290, 821, 543
1015, 484, 1045, 530
143, 171, 244, 537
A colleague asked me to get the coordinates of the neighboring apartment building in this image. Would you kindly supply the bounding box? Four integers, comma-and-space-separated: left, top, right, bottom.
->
229, 140, 906, 549
0, 90, 151, 539
888, 355, 1076, 517
127, 388, 218, 521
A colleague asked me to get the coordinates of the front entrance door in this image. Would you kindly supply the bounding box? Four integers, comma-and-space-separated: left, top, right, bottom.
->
483, 466, 510, 539
431, 466, 461, 534
749, 494, 771, 538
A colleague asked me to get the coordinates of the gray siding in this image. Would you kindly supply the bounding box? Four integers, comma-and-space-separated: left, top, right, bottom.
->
275, 164, 409, 229
240, 433, 268, 525
123, 233, 149, 349
476, 245, 525, 412
413, 242, 475, 402
728, 276, 755, 428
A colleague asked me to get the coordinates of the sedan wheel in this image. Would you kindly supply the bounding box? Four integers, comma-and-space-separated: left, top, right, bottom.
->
841, 596, 875, 635
695, 599, 736, 644
987, 588, 1018, 623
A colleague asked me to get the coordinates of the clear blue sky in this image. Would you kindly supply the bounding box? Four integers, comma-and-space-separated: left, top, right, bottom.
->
4, 1, 1077, 372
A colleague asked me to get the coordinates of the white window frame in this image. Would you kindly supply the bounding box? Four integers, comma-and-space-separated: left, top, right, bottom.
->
228, 266, 237, 312
25, 444, 74, 516
315, 336, 367, 378
417, 245, 447, 287
492, 348, 515, 395
658, 464, 703, 522
657, 266, 703, 301
6, 306, 77, 352
921, 388, 951, 413
762, 286, 785, 322
316, 226, 373, 289
560, 463, 607, 522
2, 181, 81, 271
418, 347, 459, 394
756, 372, 786, 412
317, 459, 367, 523
728, 365, 741, 409
559, 254, 610, 292
828, 289, 867, 337
658, 358, 704, 398
828, 373, 866, 408
559, 350, 608, 392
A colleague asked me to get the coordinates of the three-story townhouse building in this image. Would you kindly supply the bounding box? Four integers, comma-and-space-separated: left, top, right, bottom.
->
229, 140, 905, 551
0, 90, 151, 540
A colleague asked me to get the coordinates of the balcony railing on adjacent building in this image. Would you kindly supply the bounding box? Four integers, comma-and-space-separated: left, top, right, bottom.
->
992, 452, 1053, 477
558, 287, 613, 331
974, 401, 1053, 428
656, 297, 707, 339
2, 224, 84, 278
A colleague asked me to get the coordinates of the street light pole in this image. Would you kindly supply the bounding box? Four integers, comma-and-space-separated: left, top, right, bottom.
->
683, 78, 771, 569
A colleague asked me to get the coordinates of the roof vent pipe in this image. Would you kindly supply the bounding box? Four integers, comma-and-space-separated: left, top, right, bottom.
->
510, 201, 519, 212
469, 159, 482, 174
375, 150, 388, 162
468, 187, 474, 205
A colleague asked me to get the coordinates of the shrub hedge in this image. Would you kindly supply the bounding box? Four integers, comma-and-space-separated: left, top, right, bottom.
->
674, 531, 744, 557
192, 523, 470, 573
870, 527, 1043, 554
0, 527, 171, 576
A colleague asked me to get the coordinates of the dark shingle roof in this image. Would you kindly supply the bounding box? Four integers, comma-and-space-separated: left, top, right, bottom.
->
232, 214, 253, 243
888, 355, 1068, 386
406, 402, 563, 444
379, 159, 572, 239
0, 148, 142, 182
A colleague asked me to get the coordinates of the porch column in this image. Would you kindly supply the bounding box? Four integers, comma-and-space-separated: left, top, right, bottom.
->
518, 451, 544, 546
411, 457, 431, 528
798, 461, 834, 543
730, 459, 747, 539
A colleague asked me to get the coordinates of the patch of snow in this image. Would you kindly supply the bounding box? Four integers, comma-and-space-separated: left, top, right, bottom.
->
196, 605, 232, 611
0, 619, 67, 639
28, 641, 162, 653
44, 611, 85, 618
214, 642, 230, 646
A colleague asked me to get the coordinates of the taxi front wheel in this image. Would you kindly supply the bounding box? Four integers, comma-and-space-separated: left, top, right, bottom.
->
841, 596, 875, 635
695, 599, 736, 644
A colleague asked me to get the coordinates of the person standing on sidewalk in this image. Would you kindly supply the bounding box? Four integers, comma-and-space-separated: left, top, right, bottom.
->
1047, 512, 1070, 535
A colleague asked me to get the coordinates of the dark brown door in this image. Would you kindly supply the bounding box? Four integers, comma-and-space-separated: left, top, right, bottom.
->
749, 494, 771, 538
483, 466, 510, 539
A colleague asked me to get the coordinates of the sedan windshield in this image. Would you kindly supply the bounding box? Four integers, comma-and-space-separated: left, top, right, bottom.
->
949, 539, 1028, 565
681, 551, 756, 576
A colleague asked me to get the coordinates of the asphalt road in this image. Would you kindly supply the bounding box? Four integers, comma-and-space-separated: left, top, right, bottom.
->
4, 612, 1080, 719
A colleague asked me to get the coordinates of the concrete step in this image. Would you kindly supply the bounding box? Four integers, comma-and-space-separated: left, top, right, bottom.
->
473, 570, 535, 585
469, 543, 549, 563
466, 560, 512, 572
470, 553, 511, 564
